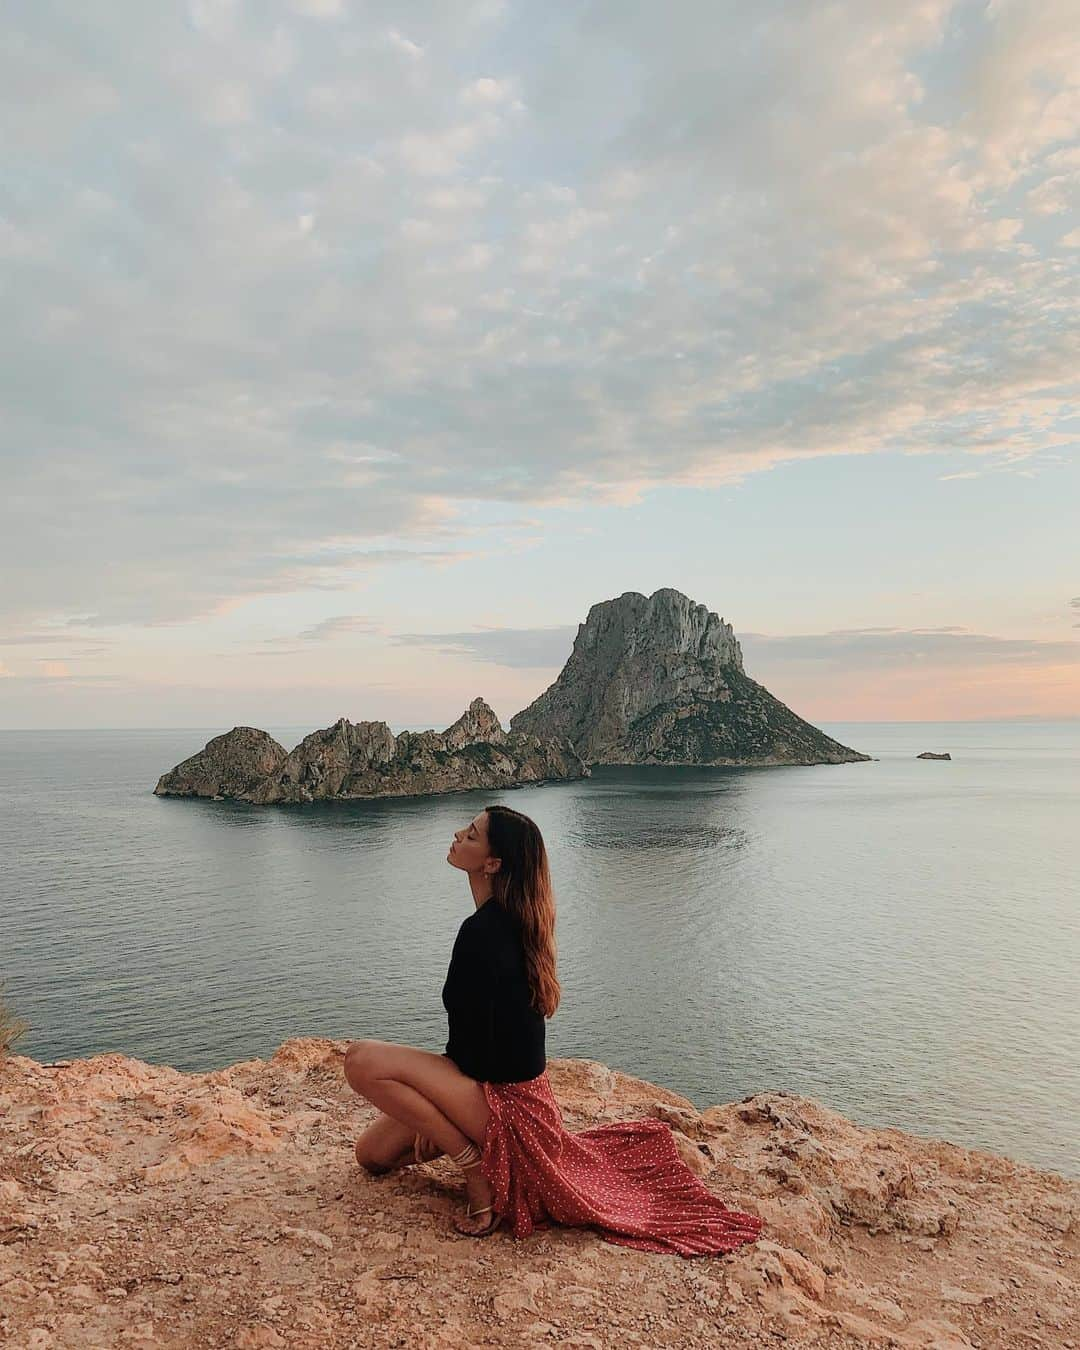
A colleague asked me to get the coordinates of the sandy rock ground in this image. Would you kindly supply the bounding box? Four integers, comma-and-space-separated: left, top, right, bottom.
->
0, 1038, 1076, 1349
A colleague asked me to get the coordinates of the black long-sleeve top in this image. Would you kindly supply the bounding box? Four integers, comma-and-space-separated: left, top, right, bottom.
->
441, 896, 547, 1084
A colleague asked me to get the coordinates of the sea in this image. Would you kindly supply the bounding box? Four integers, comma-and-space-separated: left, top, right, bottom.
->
1, 720, 1077, 1178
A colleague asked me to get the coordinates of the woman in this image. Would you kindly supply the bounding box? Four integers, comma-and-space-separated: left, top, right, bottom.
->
344, 804, 763, 1255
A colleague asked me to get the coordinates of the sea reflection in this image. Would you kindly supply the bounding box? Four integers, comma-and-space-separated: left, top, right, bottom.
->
3, 723, 1078, 1176
564, 767, 751, 855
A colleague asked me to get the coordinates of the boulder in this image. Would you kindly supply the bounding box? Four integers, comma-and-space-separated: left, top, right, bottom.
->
153, 727, 287, 799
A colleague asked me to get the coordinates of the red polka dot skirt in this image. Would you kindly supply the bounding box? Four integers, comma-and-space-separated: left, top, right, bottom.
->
479, 1070, 763, 1257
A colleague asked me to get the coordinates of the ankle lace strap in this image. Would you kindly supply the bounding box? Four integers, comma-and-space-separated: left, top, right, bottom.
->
450, 1141, 482, 1170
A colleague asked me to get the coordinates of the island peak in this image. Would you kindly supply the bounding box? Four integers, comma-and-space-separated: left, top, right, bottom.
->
511, 588, 870, 767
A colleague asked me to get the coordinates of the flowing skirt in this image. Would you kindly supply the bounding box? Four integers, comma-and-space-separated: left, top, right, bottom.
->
479, 1069, 763, 1258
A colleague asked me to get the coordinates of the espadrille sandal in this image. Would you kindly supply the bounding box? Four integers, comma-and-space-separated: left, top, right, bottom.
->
449, 1141, 503, 1237
412, 1133, 442, 1165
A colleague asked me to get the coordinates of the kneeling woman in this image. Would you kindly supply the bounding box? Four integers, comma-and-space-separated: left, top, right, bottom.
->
344, 804, 764, 1255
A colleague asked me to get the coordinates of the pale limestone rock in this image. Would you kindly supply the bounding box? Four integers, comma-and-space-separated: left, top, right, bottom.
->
153, 727, 287, 798
155, 697, 587, 804
493, 1282, 539, 1320
511, 588, 872, 766
0, 1276, 37, 1302
441, 697, 508, 749
234, 1327, 285, 1349
2, 1038, 1076, 1349
279, 1226, 333, 1251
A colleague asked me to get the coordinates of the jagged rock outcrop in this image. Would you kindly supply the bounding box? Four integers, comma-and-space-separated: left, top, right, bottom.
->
2, 1038, 1075, 1348
511, 589, 871, 767
918, 751, 952, 760
154, 698, 588, 804
152, 727, 288, 799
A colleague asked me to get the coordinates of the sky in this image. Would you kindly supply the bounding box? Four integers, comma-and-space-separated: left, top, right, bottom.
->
1, 0, 1077, 732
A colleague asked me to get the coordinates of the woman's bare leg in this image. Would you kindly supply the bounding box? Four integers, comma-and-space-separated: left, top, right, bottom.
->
344, 1041, 490, 1155
344, 1040, 495, 1232
352, 1051, 459, 1173
354, 1110, 444, 1174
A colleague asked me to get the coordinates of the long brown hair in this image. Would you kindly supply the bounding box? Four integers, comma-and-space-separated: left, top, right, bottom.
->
484, 804, 560, 1018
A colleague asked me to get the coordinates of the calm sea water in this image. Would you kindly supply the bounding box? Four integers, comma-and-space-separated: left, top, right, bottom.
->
1, 721, 1077, 1177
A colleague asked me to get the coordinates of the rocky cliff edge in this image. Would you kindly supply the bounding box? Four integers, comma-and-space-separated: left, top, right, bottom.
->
1, 1041, 1075, 1350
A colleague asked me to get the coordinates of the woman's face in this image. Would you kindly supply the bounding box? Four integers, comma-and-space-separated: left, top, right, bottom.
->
447, 810, 500, 876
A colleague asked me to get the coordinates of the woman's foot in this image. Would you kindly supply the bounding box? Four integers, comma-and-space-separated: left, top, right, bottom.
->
452, 1163, 499, 1236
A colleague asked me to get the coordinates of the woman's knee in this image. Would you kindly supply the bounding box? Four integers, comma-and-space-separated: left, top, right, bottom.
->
344, 1039, 379, 1088
354, 1136, 396, 1175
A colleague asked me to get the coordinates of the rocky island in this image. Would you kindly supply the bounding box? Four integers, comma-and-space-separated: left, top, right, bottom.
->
156, 590, 870, 801
154, 698, 588, 804
1, 1039, 1075, 1349
512, 589, 872, 767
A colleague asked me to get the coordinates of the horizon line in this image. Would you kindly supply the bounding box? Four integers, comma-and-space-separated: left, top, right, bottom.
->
1, 715, 1078, 733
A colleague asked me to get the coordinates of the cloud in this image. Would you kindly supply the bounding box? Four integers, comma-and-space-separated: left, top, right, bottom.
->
392, 620, 1080, 676
0, 672, 119, 687
394, 625, 577, 668
386, 618, 1080, 691
739, 627, 1080, 670
0, 631, 102, 646
1, 0, 1077, 636
385, 29, 423, 60
248, 612, 380, 645
240, 612, 381, 655
1026, 175, 1075, 215
460, 76, 522, 109
296, 614, 380, 641
291, 0, 345, 18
